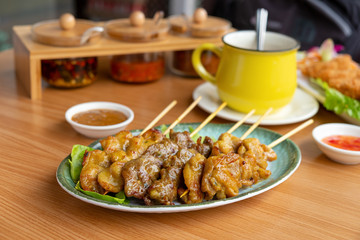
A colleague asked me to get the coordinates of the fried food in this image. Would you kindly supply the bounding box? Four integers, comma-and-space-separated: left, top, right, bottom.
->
298, 53, 360, 100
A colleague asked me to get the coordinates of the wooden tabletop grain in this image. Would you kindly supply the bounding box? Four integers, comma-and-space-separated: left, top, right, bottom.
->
0, 49, 359, 240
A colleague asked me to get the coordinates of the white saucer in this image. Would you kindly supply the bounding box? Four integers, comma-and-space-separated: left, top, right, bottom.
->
193, 82, 319, 125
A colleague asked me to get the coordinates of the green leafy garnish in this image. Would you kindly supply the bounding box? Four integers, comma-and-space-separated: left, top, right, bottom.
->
312, 78, 360, 120
68, 144, 94, 183
188, 126, 200, 141
158, 124, 169, 137
75, 182, 129, 204
189, 126, 216, 142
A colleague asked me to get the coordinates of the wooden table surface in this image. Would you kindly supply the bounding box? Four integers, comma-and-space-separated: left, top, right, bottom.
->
0, 49, 359, 239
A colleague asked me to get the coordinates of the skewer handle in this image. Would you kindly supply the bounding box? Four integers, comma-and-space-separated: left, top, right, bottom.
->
268, 119, 314, 148
227, 109, 255, 134
163, 96, 202, 135
140, 100, 177, 136
240, 108, 272, 140
190, 102, 227, 138
180, 189, 189, 198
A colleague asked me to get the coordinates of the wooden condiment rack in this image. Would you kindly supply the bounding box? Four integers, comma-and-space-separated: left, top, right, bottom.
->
12, 25, 226, 100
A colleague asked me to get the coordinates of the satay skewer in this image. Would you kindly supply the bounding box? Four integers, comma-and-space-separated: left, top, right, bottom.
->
190, 102, 228, 138
240, 108, 273, 140
140, 100, 177, 136
227, 109, 256, 134
180, 105, 250, 201
268, 119, 314, 148
163, 96, 202, 135
208, 108, 273, 171
180, 119, 313, 200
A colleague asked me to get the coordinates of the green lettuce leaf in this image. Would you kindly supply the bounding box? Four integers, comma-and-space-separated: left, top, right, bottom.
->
68, 144, 94, 183
312, 78, 360, 120
188, 126, 200, 141
188, 126, 216, 142
75, 182, 129, 204
158, 124, 169, 138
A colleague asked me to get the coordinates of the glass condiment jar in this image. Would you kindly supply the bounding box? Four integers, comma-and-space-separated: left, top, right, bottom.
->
41, 57, 97, 88
168, 8, 230, 77
105, 11, 168, 83
32, 14, 101, 88
110, 53, 165, 83
170, 50, 219, 77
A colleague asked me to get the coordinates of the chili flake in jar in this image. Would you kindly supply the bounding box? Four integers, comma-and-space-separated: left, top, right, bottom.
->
110, 53, 165, 83
41, 57, 97, 88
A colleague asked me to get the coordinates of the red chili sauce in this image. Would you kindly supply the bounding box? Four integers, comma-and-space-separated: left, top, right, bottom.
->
322, 135, 360, 151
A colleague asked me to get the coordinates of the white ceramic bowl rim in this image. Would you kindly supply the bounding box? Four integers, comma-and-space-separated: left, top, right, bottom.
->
312, 123, 360, 156
65, 101, 134, 131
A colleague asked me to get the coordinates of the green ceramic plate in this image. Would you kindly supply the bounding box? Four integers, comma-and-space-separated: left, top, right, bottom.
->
56, 123, 301, 213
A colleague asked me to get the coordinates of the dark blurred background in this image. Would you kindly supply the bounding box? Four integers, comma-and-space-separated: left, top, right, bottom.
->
1, 0, 360, 60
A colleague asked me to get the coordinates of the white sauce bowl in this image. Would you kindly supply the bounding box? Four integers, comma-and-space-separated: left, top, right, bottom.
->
65, 101, 134, 139
312, 123, 360, 165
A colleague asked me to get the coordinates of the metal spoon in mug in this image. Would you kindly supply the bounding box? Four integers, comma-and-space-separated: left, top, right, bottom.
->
256, 8, 268, 51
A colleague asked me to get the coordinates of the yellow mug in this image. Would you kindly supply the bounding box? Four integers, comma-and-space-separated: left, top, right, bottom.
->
192, 30, 300, 114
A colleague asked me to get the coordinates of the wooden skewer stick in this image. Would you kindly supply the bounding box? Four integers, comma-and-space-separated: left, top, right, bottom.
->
180, 102, 227, 200
227, 109, 256, 134
190, 102, 227, 138
163, 96, 202, 135
180, 189, 189, 198
140, 100, 177, 136
268, 119, 314, 148
240, 108, 272, 140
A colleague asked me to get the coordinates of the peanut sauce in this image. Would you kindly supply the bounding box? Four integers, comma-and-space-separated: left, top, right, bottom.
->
72, 109, 127, 126
322, 135, 360, 151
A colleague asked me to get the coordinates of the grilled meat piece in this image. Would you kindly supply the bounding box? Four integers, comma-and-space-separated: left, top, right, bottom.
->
211, 132, 243, 156
122, 138, 179, 199
237, 138, 277, 186
145, 148, 196, 205
96, 129, 163, 193
80, 150, 111, 194
179, 153, 206, 204
143, 130, 214, 205
201, 152, 242, 200
194, 136, 213, 158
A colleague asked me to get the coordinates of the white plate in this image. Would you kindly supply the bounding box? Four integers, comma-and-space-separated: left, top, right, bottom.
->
193, 82, 319, 125
297, 72, 360, 126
